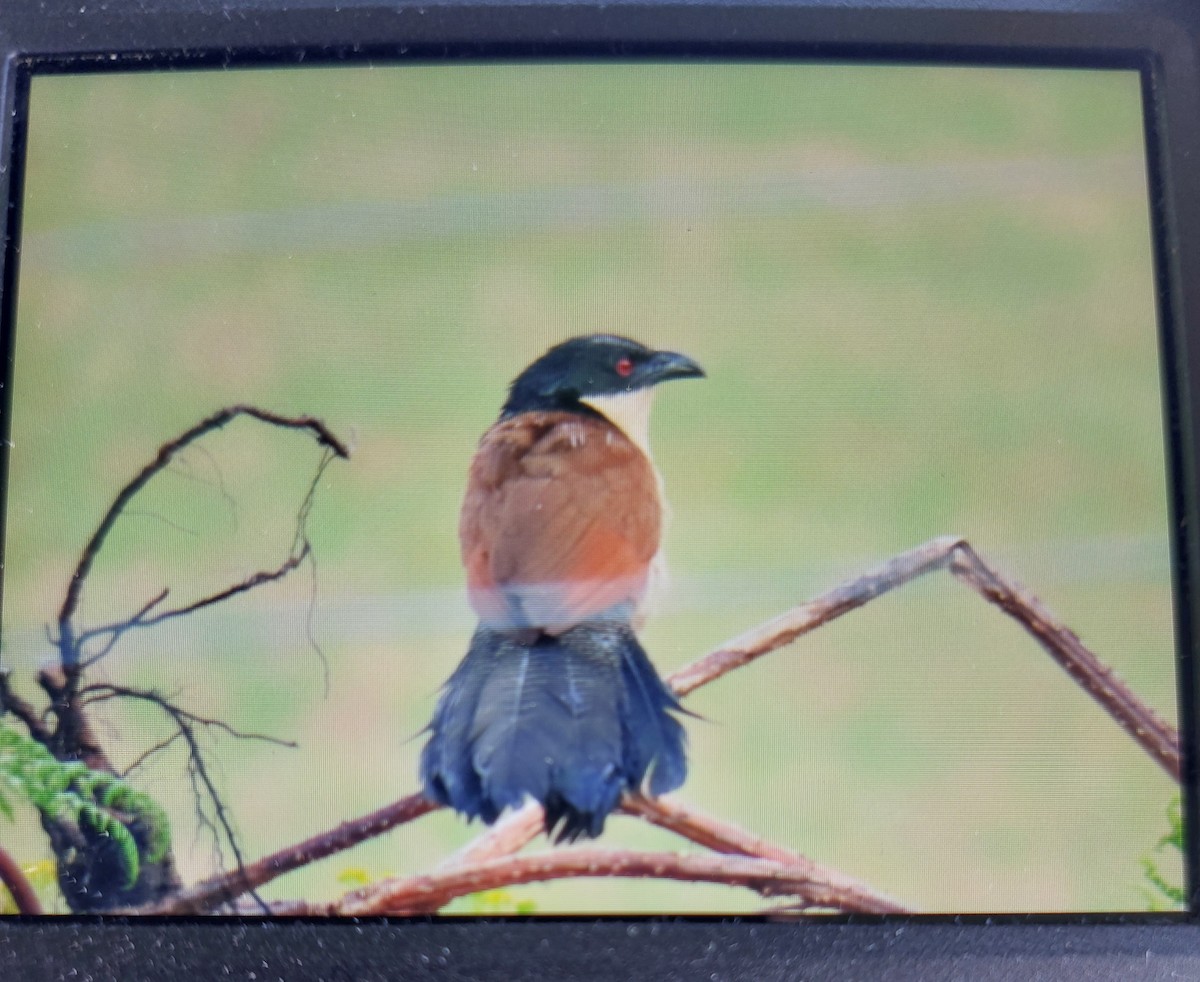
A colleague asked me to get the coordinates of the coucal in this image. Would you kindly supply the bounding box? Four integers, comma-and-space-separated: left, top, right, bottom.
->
420, 334, 704, 840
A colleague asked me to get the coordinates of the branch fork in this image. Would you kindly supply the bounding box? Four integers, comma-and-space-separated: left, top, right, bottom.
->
128, 534, 1178, 916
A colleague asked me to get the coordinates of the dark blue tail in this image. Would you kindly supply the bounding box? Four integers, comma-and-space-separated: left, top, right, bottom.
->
420, 621, 687, 841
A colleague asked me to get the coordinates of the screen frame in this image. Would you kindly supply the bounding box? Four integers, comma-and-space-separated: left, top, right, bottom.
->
2, 0, 1200, 978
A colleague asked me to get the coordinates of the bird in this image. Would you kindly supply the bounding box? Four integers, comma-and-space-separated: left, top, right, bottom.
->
420, 333, 704, 841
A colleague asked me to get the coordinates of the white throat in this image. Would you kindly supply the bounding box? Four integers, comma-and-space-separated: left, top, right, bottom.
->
580, 388, 656, 457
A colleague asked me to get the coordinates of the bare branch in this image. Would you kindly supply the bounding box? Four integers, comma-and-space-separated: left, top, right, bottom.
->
119, 730, 185, 779
619, 794, 908, 914
668, 536, 1180, 781
668, 535, 962, 696
333, 848, 894, 916
133, 792, 439, 914
77, 683, 294, 913
436, 801, 545, 869
0, 671, 53, 745
948, 542, 1180, 781
57, 405, 349, 670
78, 589, 171, 667
80, 685, 298, 750
412, 794, 907, 916
0, 843, 43, 915
129, 537, 1177, 915
110, 545, 309, 637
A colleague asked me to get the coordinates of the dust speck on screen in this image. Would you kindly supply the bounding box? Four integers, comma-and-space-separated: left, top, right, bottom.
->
0, 63, 1181, 917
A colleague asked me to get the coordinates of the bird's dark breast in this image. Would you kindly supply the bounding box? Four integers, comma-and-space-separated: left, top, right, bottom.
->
460, 410, 662, 634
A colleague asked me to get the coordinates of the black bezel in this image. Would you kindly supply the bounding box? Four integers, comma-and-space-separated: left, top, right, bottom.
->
2, 0, 1200, 979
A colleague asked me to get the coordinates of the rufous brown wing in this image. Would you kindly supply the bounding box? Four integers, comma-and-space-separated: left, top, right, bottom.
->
460, 410, 662, 634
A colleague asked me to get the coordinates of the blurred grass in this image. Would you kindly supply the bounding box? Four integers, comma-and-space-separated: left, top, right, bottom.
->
0, 62, 1180, 913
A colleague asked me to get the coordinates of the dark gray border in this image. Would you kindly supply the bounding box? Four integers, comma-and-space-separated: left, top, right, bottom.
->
2, 1, 1200, 979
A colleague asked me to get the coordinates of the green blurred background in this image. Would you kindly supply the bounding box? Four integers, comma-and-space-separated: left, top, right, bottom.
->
1, 62, 1180, 913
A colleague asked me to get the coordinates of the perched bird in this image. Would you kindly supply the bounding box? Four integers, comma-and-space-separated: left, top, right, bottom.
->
420, 334, 704, 840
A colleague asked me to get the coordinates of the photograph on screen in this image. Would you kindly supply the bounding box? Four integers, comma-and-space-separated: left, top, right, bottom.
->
0, 62, 1183, 915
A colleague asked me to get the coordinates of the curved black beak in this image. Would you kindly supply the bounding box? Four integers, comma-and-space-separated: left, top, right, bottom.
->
640, 349, 706, 386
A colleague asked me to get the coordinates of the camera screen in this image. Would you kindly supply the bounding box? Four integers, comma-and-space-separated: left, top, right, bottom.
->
0, 62, 1181, 915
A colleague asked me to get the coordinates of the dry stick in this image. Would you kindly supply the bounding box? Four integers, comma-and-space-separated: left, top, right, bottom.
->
619, 794, 908, 914
0, 843, 42, 915
430, 796, 909, 915
667, 535, 964, 697
949, 542, 1181, 781
43, 406, 349, 773
436, 801, 545, 870
405, 794, 907, 916
429, 534, 1183, 894
76, 548, 310, 659
56, 405, 350, 670
336, 848, 889, 917
668, 535, 1181, 781
80, 684, 298, 750
133, 792, 438, 915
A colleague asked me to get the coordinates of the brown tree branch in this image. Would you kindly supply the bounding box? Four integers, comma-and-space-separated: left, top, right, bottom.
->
668, 535, 1180, 781
436, 801, 545, 869
133, 792, 439, 914
0, 843, 43, 915
57, 405, 350, 671
619, 793, 908, 914
8, 406, 351, 913
948, 542, 1180, 781
79, 685, 298, 750
331, 848, 892, 916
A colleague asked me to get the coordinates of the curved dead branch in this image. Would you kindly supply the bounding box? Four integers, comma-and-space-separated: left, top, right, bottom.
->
57, 405, 349, 671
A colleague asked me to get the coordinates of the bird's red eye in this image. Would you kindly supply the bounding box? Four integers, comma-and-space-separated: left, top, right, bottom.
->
615, 357, 634, 377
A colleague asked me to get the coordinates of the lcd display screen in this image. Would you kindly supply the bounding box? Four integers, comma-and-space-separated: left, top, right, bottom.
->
0, 63, 1182, 915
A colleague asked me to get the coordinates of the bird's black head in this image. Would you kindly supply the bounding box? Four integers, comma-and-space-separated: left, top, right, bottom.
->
501, 334, 704, 418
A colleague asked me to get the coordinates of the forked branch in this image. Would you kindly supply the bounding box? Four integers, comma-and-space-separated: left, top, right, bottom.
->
134, 534, 1178, 916
669, 535, 1180, 781
2, 405, 351, 912
56, 404, 350, 671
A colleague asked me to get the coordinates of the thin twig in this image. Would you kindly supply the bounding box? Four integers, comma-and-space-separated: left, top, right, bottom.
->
57, 405, 349, 670
0, 843, 43, 915
78, 589, 171, 667
80, 685, 298, 749
668, 535, 962, 696
79, 684, 296, 914
119, 730, 185, 779
97, 546, 310, 641
133, 792, 439, 915
0, 672, 53, 745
